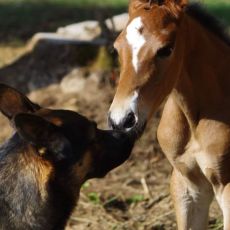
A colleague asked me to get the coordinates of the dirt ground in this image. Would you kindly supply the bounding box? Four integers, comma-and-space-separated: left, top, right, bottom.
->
0, 45, 223, 230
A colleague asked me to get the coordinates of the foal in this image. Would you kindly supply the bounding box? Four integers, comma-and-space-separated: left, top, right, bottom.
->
109, 0, 230, 229
0, 84, 134, 230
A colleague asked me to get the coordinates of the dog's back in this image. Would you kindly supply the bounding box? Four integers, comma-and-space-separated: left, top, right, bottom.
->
0, 134, 66, 230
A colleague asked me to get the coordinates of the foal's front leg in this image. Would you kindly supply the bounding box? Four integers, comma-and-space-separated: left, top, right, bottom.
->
212, 179, 230, 229
221, 184, 230, 230
171, 168, 214, 230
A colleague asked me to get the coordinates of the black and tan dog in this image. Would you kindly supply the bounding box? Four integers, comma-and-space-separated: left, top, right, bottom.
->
0, 84, 134, 230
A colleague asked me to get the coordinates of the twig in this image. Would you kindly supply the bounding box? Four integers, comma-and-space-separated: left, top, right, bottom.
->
141, 177, 152, 198
70, 216, 97, 225
145, 193, 169, 209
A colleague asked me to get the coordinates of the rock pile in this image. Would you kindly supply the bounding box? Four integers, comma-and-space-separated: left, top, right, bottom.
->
0, 13, 128, 93
29, 13, 128, 49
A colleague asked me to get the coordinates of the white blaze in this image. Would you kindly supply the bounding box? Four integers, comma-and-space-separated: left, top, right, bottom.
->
126, 17, 146, 73
130, 90, 139, 117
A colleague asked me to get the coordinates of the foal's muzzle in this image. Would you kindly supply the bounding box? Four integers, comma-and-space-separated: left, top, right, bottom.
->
108, 111, 137, 132
108, 110, 147, 139
108, 111, 136, 131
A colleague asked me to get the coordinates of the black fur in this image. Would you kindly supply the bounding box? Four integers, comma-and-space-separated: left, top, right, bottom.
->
0, 84, 134, 230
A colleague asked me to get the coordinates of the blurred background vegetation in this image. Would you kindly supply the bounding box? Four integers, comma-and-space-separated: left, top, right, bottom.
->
0, 0, 229, 44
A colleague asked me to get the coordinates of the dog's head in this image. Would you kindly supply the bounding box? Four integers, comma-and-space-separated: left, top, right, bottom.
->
0, 84, 134, 184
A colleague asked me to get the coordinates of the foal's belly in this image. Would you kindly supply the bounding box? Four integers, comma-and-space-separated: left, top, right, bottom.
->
158, 102, 230, 186
196, 118, 230, 185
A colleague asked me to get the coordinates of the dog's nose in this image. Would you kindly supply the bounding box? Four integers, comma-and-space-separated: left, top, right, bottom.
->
108, 111, 136, 131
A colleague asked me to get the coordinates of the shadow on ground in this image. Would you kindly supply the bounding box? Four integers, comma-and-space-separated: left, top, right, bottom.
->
0, 41, 111, 93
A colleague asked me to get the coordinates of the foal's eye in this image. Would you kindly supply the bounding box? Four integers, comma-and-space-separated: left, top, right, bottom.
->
156, 44, 174, 59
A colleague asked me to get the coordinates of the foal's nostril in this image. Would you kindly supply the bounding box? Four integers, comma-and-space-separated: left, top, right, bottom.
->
123, 112, 136, 129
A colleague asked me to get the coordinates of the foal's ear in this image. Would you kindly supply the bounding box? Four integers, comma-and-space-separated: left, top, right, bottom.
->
14, 113, 73, 162
157, 0, 188, 8
172, 0, 188, 8
130, 0, 188, 12
0, 84, 40, 119
178, 0, 187, 6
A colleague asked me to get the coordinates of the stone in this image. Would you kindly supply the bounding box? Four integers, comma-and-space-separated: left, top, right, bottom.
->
60, 69, 87, 94
57, 21, 101, 41
105, 13, 129, 32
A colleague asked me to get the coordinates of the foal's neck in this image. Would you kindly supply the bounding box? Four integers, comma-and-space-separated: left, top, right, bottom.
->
173, 14, 230, 130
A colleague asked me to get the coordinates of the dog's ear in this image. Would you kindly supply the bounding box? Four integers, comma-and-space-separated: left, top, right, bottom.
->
0, 84, 40, 119
14, 113, 73, 162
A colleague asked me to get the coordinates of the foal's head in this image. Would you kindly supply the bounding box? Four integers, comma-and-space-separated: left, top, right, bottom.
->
109, 0, 188, 136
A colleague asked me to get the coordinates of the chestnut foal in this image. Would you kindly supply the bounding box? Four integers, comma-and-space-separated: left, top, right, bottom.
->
0, 84, 134, 230
108, 0, 230, 229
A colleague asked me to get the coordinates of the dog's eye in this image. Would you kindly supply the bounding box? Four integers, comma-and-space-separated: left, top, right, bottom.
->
156, 44, 174, 59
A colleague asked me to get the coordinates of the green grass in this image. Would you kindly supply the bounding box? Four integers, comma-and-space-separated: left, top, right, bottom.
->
0, 0, 229, 43
204, 0, 230, 25
209, 219, 224, 230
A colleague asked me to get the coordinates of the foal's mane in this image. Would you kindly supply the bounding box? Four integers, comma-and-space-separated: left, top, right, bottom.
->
185, 3, 230, 46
